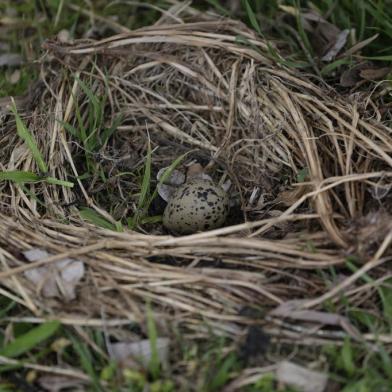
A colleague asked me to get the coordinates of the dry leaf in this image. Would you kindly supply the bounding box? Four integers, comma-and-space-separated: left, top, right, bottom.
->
348, 212, 392, 256
270, 299, 345, 326
279, 7, 342, 58
186, 162, 204, 178
0, 42, 10, 51
110, 338, 170, 369
302, 10, 329, 24
269, 299, 362, 339
9, 144, 29, 166
157, 167, 185, 202
277, 185, 311, 207
23, 248, 85, 301
8, 69, 20, 84
342, 33, 379, 57
38, 375, 87, 392
157, 165, 213, 202
339, 63, 369, 87
321, 29, 350, 62
276, 361, 328, 392
302, 10, 342, 57
248, 187, 262, 206
222, 179, 231, 193
340, 63, 390, 87
340, 68, 360, 87
359, 67, 391, 81
57, 29, 71, 43
278, 5, 299, 17
315, 19, 341, 44
157, 167, 185, 185
0, 53, 22, 67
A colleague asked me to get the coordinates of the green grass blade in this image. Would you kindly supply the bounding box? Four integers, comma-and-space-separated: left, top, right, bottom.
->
363, 55, 392, 61
140, 215, 162, 225
0, 321, 60, 358
130, 151, 190, 229
296, 167, 309, 182
209, 354, 236, 391
364, 2, 392, 39
321, 59, 352, 76
148, 152, 189, 207
20, 184, 46, 208
146, 303, 160, 380
294, 0, 313, 57
0, 382, 17, 391
137, 140, 152, 211
0, 171, 40, 183
341, 338, 355, 376
11, 104, 48, 173
0, 297, 16, 319
70, 336, 103, 392
75, 76, 99, 112
358, 0, 366, 41
345, 259, 372, 284
114, 221, 124, 232
75, 76, 103, 151
45, 177, 74, 188
101, 115, 122, 146
72, 93, 88, 147
244, 0, 262, 35
235, 34, 307, 68
79, 207, 117, 231
0, 171, 74, 188
58, 120, 81, 140
379, 279, 392, 325
206, 0, 230, 16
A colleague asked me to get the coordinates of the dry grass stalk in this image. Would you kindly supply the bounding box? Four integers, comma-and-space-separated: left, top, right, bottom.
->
1, 4, 391, 348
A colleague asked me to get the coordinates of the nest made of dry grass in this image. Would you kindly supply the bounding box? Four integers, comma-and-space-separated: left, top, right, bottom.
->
1, 4, 392, 350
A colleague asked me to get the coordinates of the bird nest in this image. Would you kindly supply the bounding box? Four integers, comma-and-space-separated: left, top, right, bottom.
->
1, 6, 392, 347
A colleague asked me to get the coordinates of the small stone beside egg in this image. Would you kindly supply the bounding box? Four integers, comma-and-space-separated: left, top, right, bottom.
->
163, 178, 229, 234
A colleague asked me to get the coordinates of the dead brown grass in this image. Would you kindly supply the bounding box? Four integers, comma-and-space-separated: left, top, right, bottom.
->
1, 3, 392, 360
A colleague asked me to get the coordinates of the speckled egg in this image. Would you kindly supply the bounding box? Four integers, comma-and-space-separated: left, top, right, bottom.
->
163, 179, 229, 234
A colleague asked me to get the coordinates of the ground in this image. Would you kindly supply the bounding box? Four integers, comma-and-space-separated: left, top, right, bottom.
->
1, 1, 392, 391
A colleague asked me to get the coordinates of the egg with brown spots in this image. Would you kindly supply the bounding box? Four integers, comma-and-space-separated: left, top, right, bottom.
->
163, 178, 229, 234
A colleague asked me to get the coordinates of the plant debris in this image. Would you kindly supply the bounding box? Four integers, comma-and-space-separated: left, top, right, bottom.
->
157, 167, 185, 202
0, 52, 22, 67
23, 248, 85, 301
276, 361, 328, 392
0, 4, 391, 390
38, 375, 87, 392
321, 29, 350, 62
110, 338, 170, 370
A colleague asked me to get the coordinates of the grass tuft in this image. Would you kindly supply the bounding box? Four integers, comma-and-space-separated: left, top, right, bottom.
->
1, 1, 392, 391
